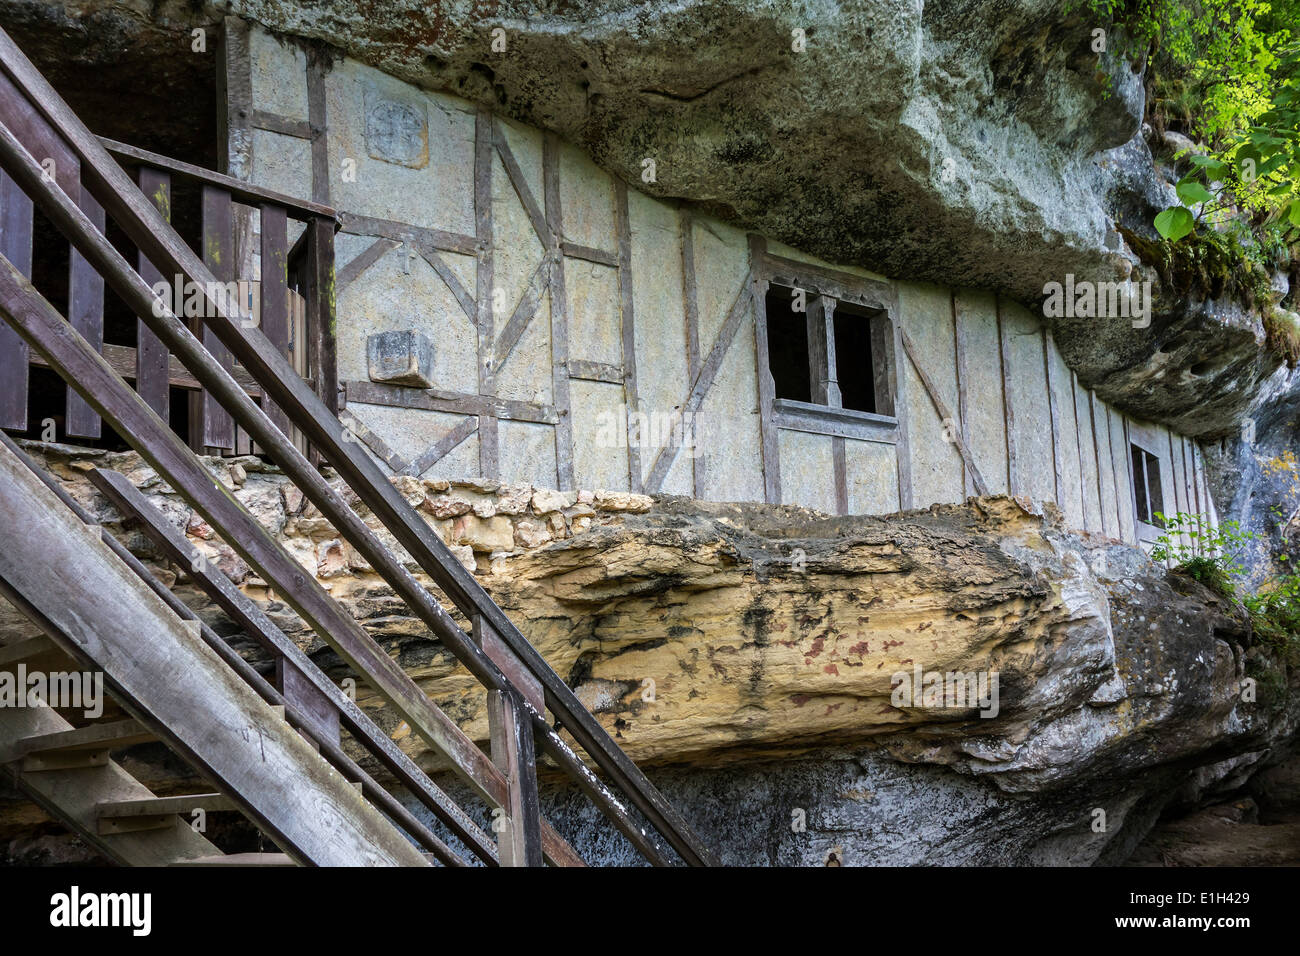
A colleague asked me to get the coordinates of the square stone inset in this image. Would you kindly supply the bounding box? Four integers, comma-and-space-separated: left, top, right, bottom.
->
367, 330, 435, 388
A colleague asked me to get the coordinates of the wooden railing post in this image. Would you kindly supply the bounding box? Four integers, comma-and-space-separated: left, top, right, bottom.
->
476, 615, 543, 867
135, 167, 171, 421
197, 185, 236, 451
303, 215, 336, 417
0, 168, 32, 429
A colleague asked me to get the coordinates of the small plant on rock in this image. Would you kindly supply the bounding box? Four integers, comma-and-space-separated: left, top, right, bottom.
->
1150, 511, 1260, 597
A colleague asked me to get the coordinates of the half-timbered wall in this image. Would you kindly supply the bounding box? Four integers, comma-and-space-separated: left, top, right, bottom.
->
231, 23, 1217, 549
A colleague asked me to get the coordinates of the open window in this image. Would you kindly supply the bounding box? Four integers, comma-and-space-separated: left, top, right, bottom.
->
764, 284, 896, 424
1131, 442, 1165, 526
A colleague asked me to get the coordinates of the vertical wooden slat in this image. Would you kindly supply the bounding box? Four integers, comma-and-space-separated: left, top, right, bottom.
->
486, 688, 544, 867
995, 295, 1017, 497
303, 216, 338, 424
66, 190, 105, 438
749, 244, 780, 504
806, 293, 829, 404
543, 133, 574, 490
615, 180, 641, 492
259, 204, 291, 440
870, 317, 894, 417
0, 169, 32, 429
1042, 329, 1063, 505
952, 292, 972, 498
135, 167, 171, 421
306, 57, 330, 206
890, 306, 913, 509
198, 185, 237, 451
474, 110, 498, 479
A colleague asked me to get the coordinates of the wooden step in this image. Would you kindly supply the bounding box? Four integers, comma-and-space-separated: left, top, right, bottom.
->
2, 719, 155, 770
171, 853, 295, 867
96, 793, 238, 834
0, 634, 69, 672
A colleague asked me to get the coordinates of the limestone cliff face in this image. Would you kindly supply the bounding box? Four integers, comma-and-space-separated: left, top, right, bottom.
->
2, 444, 1295, 863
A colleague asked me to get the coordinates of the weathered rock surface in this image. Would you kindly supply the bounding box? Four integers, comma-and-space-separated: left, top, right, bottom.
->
2, 445, 1296, 864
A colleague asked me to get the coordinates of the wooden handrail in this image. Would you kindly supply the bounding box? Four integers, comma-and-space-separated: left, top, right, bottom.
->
99, 136, 338, 223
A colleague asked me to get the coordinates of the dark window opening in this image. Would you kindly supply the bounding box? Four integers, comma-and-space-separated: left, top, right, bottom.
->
1131, 444, 1164, 525
765, 286, 812, 403
764, 285, 895, 418
832, 302, 878, 415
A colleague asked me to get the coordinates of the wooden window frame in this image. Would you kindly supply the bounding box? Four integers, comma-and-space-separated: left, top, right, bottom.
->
1130, 440, 1166, 531
756, 256, 901, 446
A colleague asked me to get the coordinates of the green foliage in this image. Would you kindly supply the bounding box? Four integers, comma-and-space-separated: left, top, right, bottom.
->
1243, 567, 1300, 649
1150, 511, 1260, 596
1074, 1, 1300, 244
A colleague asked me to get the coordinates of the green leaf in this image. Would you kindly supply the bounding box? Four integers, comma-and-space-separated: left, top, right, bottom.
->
1187, 155, 1228, 179
1176, 180, 1214, 205
1154, 206, 1195, 241
1289, 200, 1300, 227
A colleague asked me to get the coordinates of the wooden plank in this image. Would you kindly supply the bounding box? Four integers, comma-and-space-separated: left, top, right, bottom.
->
1089, 390, 1111, 537
890, 306, 913, 509
259, 204, 291, 439
475, 109, 498, 479
405, 416, 478, 477
680, 207, 701, 382
1071, 372, 1090, 529
0, 169, 31, 429
567, 359, 623, 384
869, 316, 894, 417
757, 250, 893, 312
30, 342, 264, 395
544, 132, 574, 490
303, 216, 337, 418
996, 295, 1018, 497
952, 292, 973, 497
1042, 329, 1063, 504
487, 689, 544, 866
197, 185, 236, 450
494, 121, 551, 247
0, 82, 692, 863
771, 400, 899, 444
615, 180, 641, 492
806, 294, 830, 404
306, 57, 329, 205
416, 240, 476, 321
832, 436, 848, 515
494, 256, 548, 369
344, 380, 558, 425
251, 110, 313, 140
1107, 405, 1127, 540
473, 615, 545, 716
336, 236, 398, 294
135, 167, 171, 420
0, 436, 428, 866
560, 241, 618, 267
338, 211, 478, 257
65, 192, 105, 438
101, 138, 336, 220
750, 242, 780, 504
898, 328, 990, 496
98, 793, 237, 819
275, 656, 340, 746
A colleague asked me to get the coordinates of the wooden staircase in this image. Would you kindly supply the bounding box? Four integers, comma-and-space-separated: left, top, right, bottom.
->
0, 24, 716, 867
